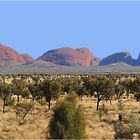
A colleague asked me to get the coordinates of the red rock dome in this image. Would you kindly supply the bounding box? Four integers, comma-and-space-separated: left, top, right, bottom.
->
0, 44, 33, 63
38, 47, 94, 66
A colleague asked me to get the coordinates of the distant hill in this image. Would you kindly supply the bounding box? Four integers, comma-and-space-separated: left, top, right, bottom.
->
37, 47, 99, 66
0, 43, 140, 74
21, 53, 33, 63
0, 44, 33, 64
99, 52, 140, 66
1, 43, 140, 69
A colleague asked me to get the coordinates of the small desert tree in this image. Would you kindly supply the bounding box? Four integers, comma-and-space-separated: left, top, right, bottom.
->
0, 82, 13, 113
121, 78, 133, 98
60, 77, 80, 93
28, 83, 43, 102
84, 76, 115, 110
48, 93, 86, 139
76, 85, 88, 101
12, 79, 27, 103
114, 81, 125, 101
40, 79, 62, 110
15, 101, 34, 124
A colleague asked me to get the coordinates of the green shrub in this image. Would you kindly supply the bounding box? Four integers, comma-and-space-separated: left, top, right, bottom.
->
48, 93, 86, 139
114, 113, 140, 139
127, 113, 140, 138
114, 122, 134, 139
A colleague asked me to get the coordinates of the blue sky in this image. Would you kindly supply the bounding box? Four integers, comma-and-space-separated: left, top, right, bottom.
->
0, 1, 140, 59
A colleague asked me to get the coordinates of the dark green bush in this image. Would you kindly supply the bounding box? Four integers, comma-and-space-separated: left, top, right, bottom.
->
48, 93, 86, 139
114, 113, 140, 139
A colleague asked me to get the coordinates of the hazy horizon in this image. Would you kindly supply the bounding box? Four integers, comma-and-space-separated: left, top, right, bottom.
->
0, 1, 140, 59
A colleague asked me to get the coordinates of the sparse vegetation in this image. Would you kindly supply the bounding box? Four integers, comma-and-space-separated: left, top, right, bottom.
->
0, 74, 140, 139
